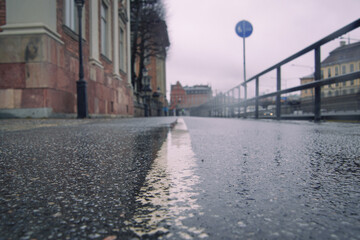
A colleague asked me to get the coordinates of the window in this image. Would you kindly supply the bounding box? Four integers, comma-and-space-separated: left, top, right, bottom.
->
144, 49, 150, 65
101, 1, 109, 56
64, 0, 77, 32
335, 66, 339, 76
321, 70, 324, 79
328, 68, 331, 78
119, 28, 125, 71
342, 65, 346, 75
350, 64, 354, 73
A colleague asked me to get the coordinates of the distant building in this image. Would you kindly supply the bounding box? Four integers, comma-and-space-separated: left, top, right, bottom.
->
132, 20, 170, 117
130, 4, 170, 117
169, 81, 186, 112
301, 41, 360, 99
0, 0, 134, 118
300, 73, 315, 99
170, 81, 212, 113
183, 85, 213, 107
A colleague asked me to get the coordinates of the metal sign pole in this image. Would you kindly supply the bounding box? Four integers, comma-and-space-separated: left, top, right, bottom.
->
243, 35, 247, 115
235, 20, 252, 118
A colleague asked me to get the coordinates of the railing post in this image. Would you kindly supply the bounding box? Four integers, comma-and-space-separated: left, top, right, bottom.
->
232, 89, 235, 117
276, 67, 281, 120
217, 94, 219, 117
215, 95, 217, 117
255, 77, 259, 119
225, 92, 230, 117
244, 86, 247, 118
211, 96, 214, 117
222, 93, 225, 117
238, 86, 241, 118
224, 92, 229, 118
228, 92, 230, 118
314, 46, 321, 122
216, 94, 219, 117
224, 93, 226, 117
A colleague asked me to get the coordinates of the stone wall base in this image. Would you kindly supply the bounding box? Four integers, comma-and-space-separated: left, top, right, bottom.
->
0, 107, 69, 118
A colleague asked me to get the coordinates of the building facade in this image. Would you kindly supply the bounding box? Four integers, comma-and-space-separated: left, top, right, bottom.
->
133, 51, 168, 117
170, 81, 212, 114
0, 0, 134, 118
301, 41, 360, 99
147, 54, 168, 116
169, 81, 186, 112
183, 85, 213, 107
131, 15, 170, 117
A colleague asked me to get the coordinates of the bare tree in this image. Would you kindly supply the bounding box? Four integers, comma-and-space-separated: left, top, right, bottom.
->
130, 0, 170, 93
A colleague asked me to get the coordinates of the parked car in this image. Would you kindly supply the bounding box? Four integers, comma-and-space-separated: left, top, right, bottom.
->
263, 111, 274, 116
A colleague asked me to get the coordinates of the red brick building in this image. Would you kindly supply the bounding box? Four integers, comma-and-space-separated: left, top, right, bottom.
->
170, 81, 186, 111
170, 81, 212, 114
0, 0, 134, 118
131, 16, 170, 117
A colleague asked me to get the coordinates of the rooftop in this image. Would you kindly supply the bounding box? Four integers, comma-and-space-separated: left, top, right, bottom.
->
322, 41, 360, 67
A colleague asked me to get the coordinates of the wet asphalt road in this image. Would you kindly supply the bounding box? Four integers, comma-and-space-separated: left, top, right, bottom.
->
182, 117, 360, 239
0, 117, 176, 240
128, 117, 360, 239
1, 117, 360, 239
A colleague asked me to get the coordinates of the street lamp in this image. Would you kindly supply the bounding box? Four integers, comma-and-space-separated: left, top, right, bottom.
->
142, 68, 152, 117
152, 87, 161, 116
75, 0, 88, 118
177, 99, 181, 116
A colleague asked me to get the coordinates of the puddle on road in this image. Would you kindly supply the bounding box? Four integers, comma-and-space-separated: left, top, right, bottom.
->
126, 118, 208, 239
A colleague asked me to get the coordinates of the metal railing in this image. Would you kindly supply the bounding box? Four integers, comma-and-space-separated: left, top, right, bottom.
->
198, 19, 360, 121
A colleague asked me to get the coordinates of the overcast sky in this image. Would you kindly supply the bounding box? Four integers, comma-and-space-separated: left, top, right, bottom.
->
164, 0, 360, 98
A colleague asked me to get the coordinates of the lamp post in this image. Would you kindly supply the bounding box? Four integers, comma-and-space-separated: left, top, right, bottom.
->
152, 87, 161, 116
142, 68, 152, 117
176, 99, 181, 116
75, 0, 88, 118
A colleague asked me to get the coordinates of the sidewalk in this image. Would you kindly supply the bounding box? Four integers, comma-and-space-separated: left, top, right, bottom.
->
0, 117, 177, 240
0, 119, 93, 132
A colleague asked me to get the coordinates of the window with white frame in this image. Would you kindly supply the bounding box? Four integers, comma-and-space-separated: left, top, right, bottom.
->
64, 0, 77, 32
119, 28, 126, 71
101, 1, 110, 57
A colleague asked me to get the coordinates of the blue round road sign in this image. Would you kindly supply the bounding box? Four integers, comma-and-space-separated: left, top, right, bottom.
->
235, 20, 253, 38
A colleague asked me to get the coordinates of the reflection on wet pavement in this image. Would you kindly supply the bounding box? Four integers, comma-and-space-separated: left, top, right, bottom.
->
126, 118, 207, 239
